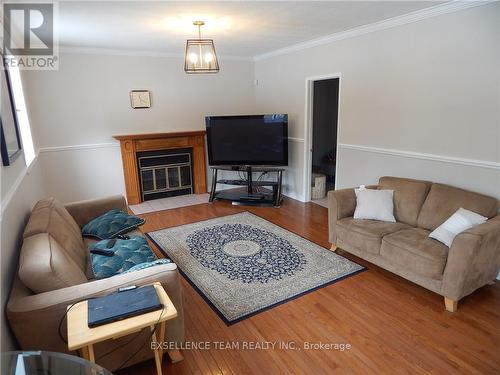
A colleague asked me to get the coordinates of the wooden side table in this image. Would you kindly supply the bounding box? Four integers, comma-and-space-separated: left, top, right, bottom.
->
67, 283, 178, 375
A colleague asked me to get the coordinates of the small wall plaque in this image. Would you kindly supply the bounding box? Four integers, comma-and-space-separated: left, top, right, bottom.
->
130, 90, 151, 109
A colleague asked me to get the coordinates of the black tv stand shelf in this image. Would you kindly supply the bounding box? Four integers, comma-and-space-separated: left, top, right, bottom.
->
209, 166, 284, 207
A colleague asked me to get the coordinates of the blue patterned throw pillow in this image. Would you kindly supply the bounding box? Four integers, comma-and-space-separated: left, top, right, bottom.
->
90, 236, 157, 279
82, 209, 145, 239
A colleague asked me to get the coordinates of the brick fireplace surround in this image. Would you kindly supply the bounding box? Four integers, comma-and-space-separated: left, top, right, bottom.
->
114, 131, 207, 205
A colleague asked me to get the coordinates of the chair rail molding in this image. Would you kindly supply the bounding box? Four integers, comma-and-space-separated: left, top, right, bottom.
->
38, 143, 120, 153
338, 143, 500, 170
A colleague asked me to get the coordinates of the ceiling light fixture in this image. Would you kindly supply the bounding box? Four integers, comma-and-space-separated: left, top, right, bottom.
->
184, 21, 219, 74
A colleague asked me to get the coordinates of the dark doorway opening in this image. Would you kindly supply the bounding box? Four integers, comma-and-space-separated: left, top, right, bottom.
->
311, 78, 339, 204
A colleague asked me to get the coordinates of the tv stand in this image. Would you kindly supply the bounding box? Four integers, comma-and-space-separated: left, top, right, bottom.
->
209, 166, 284, 207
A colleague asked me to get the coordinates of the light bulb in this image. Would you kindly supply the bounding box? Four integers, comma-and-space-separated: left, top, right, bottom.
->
204, 53, 213, 63
188, 53, 198, 63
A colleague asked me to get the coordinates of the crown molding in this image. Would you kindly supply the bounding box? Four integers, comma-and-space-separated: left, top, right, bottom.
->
59, 46, 253, 62
16, 2, 495, 64
253, 0, 495, 61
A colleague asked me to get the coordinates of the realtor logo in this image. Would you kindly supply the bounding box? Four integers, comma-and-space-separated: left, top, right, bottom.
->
2, 2, 58, 69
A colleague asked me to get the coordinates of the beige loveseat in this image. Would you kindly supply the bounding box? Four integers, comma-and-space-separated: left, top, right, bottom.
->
328, 176, 500, 312
7, 195, 184, 371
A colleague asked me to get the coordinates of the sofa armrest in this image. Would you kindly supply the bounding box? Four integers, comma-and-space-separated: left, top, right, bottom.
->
7, 264, 184, 354
441, 215, 500, 300
65, 195, 128, 228
328, 186, 377, 244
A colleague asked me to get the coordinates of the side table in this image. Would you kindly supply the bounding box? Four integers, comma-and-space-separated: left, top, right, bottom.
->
67, 282, 178, 375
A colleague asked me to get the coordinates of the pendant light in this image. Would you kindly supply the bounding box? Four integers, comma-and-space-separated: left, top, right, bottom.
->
184, 21, 220, 74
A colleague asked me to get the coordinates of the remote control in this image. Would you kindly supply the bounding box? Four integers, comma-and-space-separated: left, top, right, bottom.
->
116, 234, 130, 240
90, 249, 115, 257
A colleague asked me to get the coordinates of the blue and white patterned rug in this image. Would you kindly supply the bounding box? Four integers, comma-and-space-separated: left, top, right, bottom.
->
147, 212, 365, 324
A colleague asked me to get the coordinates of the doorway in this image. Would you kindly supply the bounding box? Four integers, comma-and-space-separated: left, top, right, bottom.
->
304, 74, 340, 206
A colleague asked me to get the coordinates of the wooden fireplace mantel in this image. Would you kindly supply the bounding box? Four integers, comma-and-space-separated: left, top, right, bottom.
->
113, 131, 207, 205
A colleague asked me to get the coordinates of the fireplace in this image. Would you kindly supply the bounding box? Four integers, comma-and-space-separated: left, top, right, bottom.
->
114, 131, 207, 204
138, 148, 193, 201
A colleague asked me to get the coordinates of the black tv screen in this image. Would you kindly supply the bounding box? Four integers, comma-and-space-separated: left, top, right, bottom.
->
206, 114, 288, 166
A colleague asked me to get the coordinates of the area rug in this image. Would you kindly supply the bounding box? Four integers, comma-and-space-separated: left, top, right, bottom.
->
147, 212, 365, 324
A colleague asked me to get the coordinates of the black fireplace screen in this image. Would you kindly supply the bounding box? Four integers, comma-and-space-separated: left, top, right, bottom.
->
137, 148, 193, 201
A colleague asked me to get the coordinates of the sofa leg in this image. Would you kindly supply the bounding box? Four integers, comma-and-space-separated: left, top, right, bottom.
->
444, 297, 458, 312
330, 244, 337, 252
168, 349, 184, 363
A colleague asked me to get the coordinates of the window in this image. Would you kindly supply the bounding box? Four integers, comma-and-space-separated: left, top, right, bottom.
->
6, 62, 35, 166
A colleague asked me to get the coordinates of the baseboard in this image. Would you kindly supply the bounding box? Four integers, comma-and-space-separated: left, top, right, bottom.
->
283, 190, 305, 202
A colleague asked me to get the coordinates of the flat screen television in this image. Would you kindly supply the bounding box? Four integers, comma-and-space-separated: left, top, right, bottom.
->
206, 114, 288, 166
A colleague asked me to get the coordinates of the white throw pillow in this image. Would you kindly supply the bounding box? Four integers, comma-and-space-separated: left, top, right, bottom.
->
353, 187, 396, 223
429, 208, 487, 247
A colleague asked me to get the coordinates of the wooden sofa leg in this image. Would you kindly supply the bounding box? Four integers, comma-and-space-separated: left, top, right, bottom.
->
444, 297, 458, 312
168, 349, 184, 363
330, 244, 337, 252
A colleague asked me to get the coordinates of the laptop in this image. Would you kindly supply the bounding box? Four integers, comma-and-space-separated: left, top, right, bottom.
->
88, 285, 163, 328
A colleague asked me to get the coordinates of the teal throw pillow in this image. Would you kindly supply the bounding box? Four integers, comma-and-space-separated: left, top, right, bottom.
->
90, 236, 156, 279
82, 209, 145, 239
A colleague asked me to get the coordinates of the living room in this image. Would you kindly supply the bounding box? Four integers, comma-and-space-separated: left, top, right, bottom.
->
1, 1, 499, 374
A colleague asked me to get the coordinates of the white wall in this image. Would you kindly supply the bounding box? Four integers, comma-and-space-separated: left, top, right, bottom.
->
24, 52, 256, 203
255, 2, 500, 200
1, 64, 47, 351
1, 157, 47, 351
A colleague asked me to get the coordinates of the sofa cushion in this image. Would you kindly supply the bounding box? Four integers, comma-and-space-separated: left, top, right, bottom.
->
381, 228, 449, 279
378, 176, 432, 226
23, 198, 87, 272
336, 217, 410, 254
417, 184, 498, 231
82, 209, 145, 240
19, 233, 88, 293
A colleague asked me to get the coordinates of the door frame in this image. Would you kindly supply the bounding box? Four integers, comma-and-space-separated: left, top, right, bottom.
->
303, 72, 342, 202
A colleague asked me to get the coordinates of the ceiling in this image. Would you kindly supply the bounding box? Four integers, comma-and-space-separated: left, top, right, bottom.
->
57, 1, 445, 59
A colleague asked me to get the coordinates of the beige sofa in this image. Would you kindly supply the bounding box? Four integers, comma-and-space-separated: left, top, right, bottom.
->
328, 176, 500, 312
7, 195, 184, 371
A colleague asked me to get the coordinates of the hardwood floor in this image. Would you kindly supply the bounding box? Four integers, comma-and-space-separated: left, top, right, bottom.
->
118, 198, 500, 375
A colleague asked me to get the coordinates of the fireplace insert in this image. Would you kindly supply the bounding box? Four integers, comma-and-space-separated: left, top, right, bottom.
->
137, 148, 193, 201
